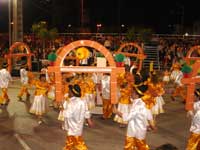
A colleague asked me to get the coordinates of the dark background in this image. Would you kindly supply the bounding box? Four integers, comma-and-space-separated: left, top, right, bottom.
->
0, 0, 199, 33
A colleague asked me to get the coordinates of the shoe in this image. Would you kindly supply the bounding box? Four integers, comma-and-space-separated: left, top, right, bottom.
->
5, 99, 10, 105
171, 96, 175, 101
49, 103, 54, 107
182, 101, 186, 104
18, 96, 22, 101
26, 94, 30, 100
38, 120, 42, 125
119, 124, 126, 128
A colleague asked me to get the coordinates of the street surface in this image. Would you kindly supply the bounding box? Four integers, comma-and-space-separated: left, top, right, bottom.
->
0, 77, 191, 150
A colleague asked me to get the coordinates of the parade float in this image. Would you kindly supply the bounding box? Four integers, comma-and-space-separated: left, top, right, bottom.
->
48, 40, 125, 104
181, 45, 200, 110
115, 42, 146, 72
4, 42, 33, 73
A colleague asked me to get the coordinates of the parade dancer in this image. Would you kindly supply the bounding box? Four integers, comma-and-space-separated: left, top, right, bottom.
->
186, 109, 200, 149
17, 67, 30, 101
162, 69, 170, 85
0, 63, 12, 105
84, 73, 96, 110
114, 81, 132, 127
186, 89, 200, 149
115, 77, 156, 150
58, 76, 71, 130
29, 74, 49, 124
63, 84, 93, 150
149, 73, 165, 121
171, 71, 185, 102
100, 73, 113, 119
47, 73, 56, 107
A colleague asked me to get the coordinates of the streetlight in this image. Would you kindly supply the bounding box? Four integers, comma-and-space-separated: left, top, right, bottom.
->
8, 0, 12, 46
81, 0, 84, 28
67, 24, 72, 33
96, 24, 102, 32
96, 24, 102, 40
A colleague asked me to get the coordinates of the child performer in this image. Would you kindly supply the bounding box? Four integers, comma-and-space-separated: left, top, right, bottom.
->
100, 73, 113, 119
114, 81, 132, 127
162, 69, 170, 85
29, 74, 49, 124
186, 110, 200, 149
0, 63, 12, 105
17, 67, 30, 101
63, 84, 93, 150
47, 73, 56, 107
58, 76, 71, 129
186, 89, 200, 150
84, 73, 96, 110
150, 73, 165, 121
115, 79, 156, 150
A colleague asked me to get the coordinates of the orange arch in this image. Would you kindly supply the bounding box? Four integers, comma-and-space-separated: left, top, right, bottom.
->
5, 42, 33, 72
118, 43, 144, 54
185, 45, 200, 63
48, 40, 124, 104
55, 40, 116, 67
117, 42, 146, 72
182, 60, 200, 110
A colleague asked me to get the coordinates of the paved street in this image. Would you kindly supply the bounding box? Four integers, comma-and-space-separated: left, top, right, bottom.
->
0, 77, 191, 150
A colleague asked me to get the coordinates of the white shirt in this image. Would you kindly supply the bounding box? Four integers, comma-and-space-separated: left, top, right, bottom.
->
20, 69, 28, 84
63, 97, 90, 136
194, 101, 200, 113
190, 110, 200, 134
123, 98, 153, 140
174, 71, 183, 86
101, 75, 110, 100
124, 57, 131, 66
170, 70, 181, 81
41, 68, 50, 83
0, 69, 12, 88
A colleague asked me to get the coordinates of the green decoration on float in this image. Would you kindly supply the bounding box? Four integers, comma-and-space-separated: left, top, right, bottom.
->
115, 54, 125, 62
181, 64, 192, 73
48, 52, 57, 61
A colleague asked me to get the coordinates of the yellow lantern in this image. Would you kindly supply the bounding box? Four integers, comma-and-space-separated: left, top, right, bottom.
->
76, 47, 89, 60
18, 45, 26, 52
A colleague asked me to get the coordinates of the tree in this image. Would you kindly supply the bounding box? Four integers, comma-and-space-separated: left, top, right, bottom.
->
126, 27, 137, 42
31, 21, 58, 50
126, 26, 154, 43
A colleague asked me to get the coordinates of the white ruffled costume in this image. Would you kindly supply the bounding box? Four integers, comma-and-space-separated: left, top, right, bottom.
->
0, 68, 12, 89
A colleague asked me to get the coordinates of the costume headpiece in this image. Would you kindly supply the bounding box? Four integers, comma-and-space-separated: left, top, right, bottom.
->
69, 84, 81, 97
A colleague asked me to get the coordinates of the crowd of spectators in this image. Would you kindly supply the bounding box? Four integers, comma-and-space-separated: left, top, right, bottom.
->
1, 34, 200, 70
157, 37, 200, 69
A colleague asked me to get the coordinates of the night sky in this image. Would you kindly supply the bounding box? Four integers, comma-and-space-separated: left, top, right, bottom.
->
0, 0, 200, 33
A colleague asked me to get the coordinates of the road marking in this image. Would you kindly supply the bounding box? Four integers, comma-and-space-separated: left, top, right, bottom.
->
14, 133, 32, 150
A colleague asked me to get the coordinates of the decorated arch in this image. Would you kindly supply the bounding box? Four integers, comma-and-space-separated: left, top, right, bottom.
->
56, 46, 79, 66
185, 45, 200, 63
181, 45, 200, 111
48, 40, 124, 103
116, 42, 146, 72
4, 42, 33, 72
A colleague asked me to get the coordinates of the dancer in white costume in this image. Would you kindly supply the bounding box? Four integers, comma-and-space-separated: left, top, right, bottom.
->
63, 84, 93, 150
186, 89, 200, 149
114, 82, 132, 127
18, 67, 31, 101
115, 82, 156, 150
0, 63, 12, 105
29, 74, 49, 124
